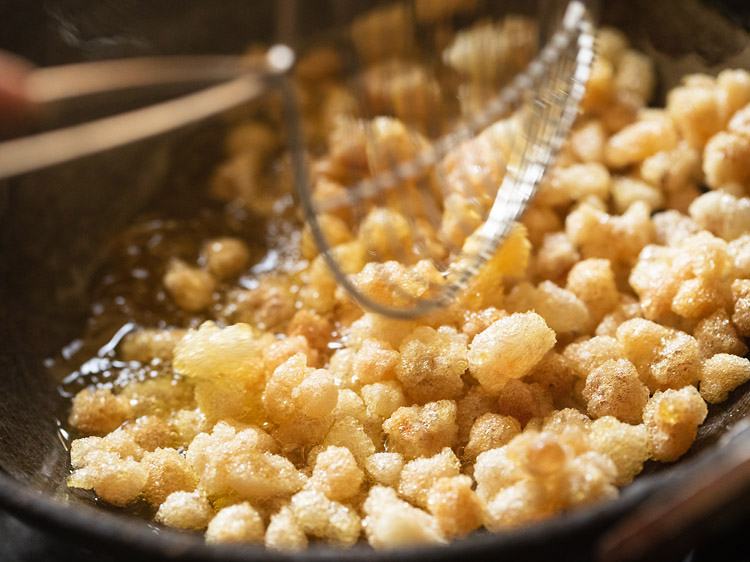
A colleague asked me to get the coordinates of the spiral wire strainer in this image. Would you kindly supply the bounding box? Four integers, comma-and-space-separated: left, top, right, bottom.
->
0, 0, 596, 319
290, 0, 596, 317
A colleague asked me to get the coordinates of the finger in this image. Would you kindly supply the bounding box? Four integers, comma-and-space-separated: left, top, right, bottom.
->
0, 51, 33, 114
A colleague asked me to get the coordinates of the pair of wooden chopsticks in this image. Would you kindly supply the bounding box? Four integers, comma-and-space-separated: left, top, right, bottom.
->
0, 46, 295, 180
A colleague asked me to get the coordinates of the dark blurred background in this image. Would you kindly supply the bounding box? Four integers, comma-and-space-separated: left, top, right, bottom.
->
0, 0, 748, 65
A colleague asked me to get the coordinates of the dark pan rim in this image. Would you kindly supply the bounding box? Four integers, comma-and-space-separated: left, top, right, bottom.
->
0, 435, 734, 562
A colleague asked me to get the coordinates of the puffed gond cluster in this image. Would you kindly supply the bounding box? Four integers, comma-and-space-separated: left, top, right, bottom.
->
64, 23, 750, 551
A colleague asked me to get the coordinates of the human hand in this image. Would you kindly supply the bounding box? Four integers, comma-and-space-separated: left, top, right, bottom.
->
0, 51, 32, 118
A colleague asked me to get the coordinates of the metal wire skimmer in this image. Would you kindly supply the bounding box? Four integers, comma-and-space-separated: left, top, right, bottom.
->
289, 0, 596, 318
0, 0, 595, 319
